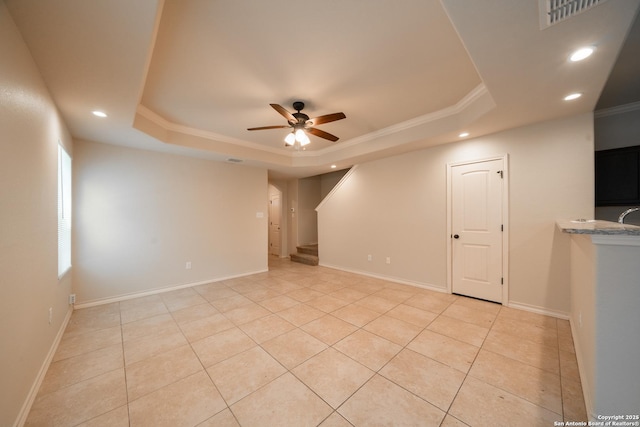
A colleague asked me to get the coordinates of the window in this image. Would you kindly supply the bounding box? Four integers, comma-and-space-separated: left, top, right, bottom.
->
58, 144, 72, 278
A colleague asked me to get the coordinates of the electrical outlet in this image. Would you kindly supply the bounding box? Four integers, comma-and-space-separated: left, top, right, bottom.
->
186, 261, 192, 270
386, 257, 391, 264
69, 294, 76, 305
367, 254, 372, 261
48, 307, 53, 325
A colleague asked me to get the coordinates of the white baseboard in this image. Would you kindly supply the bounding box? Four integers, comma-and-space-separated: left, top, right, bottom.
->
14, 306, 73, 427
318, 262, 448, 294
569, 317, 595, 421
506, 301, 570, 320
74, 269, 269, 309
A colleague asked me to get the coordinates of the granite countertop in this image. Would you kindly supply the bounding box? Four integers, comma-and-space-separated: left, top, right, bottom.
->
557, 219, 640, 236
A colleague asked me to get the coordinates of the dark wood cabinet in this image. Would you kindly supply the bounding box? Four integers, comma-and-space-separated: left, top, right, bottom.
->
595, 145, 640, 206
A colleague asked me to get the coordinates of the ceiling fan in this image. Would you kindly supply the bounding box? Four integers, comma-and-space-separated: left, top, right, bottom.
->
247, 101, 346, 147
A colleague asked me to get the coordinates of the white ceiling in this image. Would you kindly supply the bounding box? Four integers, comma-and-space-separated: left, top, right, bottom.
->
6, 0, 640, 178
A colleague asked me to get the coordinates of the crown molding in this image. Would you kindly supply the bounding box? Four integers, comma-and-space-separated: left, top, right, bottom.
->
594, 101, 640, 118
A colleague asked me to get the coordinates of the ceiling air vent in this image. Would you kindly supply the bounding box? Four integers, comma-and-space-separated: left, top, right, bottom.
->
540, 0, 610, 28
226, 158, 243, 163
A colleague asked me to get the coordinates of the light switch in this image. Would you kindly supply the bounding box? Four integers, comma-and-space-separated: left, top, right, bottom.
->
256, 212, 264, 218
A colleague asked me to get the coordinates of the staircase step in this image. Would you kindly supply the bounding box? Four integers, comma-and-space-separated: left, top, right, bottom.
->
290, 252, 319, 266
296, 244, 319, 256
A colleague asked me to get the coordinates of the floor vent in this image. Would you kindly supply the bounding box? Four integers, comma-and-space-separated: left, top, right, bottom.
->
540, 0, 609, 27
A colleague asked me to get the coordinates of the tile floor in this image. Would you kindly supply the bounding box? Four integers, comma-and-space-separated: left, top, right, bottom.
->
26, 257, 587, 426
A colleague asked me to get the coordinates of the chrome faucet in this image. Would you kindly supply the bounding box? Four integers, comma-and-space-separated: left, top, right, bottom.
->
618, 207, 640, 224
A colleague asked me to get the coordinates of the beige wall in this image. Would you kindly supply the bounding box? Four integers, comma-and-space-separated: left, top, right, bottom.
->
73, 139, 268, 304
0, 4, 74, 425
319, 113, 594, 314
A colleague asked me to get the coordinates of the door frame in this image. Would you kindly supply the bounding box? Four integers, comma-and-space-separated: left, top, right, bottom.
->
446, 154, 510, 305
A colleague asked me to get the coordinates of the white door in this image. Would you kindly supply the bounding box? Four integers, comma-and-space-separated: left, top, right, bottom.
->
451, 158, 504, 303
269, 193, 281, 256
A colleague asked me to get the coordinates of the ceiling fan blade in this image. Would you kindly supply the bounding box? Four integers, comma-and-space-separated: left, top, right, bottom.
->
247, 125, 290, 131
308, 112, 346, 126
270, 104, 296, 123
307, 127, 339, 142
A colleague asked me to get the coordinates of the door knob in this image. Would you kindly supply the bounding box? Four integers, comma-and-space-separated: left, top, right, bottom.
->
453, 234, 460, 239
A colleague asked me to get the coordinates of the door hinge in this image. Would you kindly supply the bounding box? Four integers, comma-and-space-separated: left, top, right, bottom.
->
501, 224, 503, 232
497, 170, 503, 179
501, 277, 504, 285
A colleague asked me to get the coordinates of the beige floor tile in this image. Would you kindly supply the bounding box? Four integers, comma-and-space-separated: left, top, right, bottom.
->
239, 313, 296, 343
26, 368, 127, 426
318, 412, 353, 427
287, 288, 324, 302
264, 279, 304, 293
562, 377, 588, 422
123, 327, 188, 366
179, 313, 235, 343
276, 303, 325, 326
128, 371, 226, 427
223, 302, 271, 325
259, 294, 300, 312
39, 343, 123, 395
243, 287, 281, 302
492, 315, 558, 348
191, 327, 255, 368
404, 293, 454, 314
160, 288, 208, 312
441, 304, 497, 328
331, 304, 380, 327
293, 348, 374, 408
557, 319, 576, 354
339, 375, 445, 426
380, 349, 465, 411
193, 283, 239, 302
450, 376, 559, 427
231, 373, 332, 427
121, 313, 179, 342
305, 294, 350, 313
228, 281, 266, 295
407, 330, 479, 373
329, 288, 369, 303
386, 303, 438, 328
197, 408, 240, 427
262, 328, 327, 369
210, 294, 254, 313
363, 315, 422, 346
355, 294, 399, 313
498, 306, 557, 329
120, 295, 169, 324
334, 329, 402, 371
301, 314, 358, 345
207, 346, 286, 404
469, 349, 562, 414
64, 303, 121, 338
125, 344, 203, 401
483, 329, 560, 374
559, 349, 581, 382
374, 288, 415, 303
440, 415, 470, 427
309, 281, 345, 294
451, 296, 501, 314
76, 405, 129, 427
427, 315, 489, 347
170, 303, 219, 325
53, 325, 122, 362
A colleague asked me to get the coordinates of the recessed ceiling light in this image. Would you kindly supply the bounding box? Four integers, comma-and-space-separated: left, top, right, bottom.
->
564, 93, 582, 101
459, 132, 469, 138
330, 164, 337, 169
570, 47, 594, 62
92, 110, 107, 118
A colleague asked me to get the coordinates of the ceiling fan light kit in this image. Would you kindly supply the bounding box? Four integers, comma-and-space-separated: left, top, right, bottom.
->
247, 101, 346, 149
